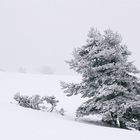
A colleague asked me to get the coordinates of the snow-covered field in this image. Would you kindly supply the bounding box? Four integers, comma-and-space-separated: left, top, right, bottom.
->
0, 72, 140, 140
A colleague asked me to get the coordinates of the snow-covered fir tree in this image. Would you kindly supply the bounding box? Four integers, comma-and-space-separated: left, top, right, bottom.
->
61, 28, 140, 129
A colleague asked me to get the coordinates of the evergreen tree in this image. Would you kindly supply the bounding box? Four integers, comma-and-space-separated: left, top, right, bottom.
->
61, 28, 140, 129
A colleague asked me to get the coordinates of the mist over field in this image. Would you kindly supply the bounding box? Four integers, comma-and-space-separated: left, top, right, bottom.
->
0, 0, 140, 74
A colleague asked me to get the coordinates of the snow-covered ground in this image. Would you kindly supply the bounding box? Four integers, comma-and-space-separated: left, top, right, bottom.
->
0, 72, 140, 140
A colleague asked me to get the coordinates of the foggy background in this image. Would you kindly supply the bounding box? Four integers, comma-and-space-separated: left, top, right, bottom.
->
0, 0, 140, 75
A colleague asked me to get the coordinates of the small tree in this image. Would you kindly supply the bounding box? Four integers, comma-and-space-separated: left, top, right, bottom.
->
61, 28, 140, 129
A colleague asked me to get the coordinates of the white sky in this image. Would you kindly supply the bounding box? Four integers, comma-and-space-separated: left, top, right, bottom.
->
0, 0, 140, 74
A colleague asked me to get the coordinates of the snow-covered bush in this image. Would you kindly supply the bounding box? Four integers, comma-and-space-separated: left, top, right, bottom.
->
14, 92, 31, 108
61, 28, 140, 130
29, 94, 42, 110
14, 93, 59, 112
14, 92, 42, 110
41, 96, 59, 112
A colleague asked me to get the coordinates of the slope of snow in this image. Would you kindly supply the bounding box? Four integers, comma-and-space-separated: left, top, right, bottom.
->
0, 72, 140, 140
